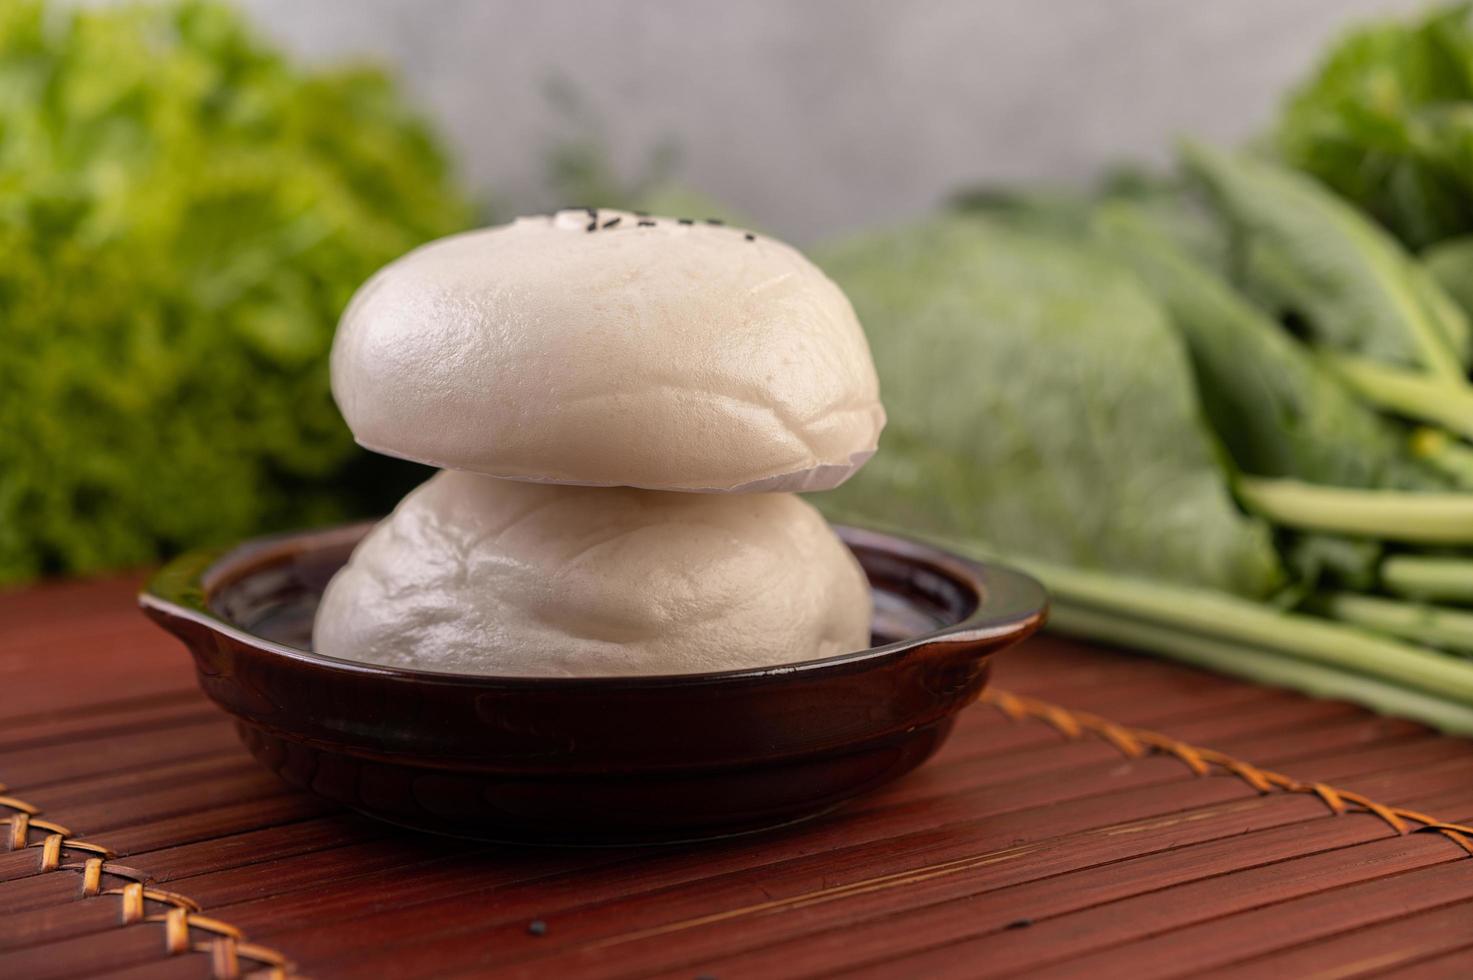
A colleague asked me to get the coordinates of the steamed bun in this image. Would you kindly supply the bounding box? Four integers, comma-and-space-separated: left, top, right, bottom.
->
312, 471, 873, 675
329, 211, 885, 493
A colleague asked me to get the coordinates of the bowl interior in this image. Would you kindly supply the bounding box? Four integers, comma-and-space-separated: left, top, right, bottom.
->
196, 524, 1000, 672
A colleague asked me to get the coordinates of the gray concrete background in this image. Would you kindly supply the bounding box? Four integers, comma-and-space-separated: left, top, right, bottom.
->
237, 0, 1424, 243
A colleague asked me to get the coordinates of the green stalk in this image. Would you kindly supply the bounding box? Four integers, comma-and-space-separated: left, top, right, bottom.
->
1410, 427, 1473, 488
1382, 554, 1473, 604
1023, 556, 1473, 703
1236, 475, 1473, 544
1049, 602, 1473, 734
848, 523, 1473, 705
1314, 592, 1473, 655
1327, 353, 1473, 441
828, 515, 1473, 707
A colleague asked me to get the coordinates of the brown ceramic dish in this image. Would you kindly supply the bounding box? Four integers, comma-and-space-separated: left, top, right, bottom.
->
140, 523, 1046, 844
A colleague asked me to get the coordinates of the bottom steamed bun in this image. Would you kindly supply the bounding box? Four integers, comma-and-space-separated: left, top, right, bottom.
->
312, 470, 873, 675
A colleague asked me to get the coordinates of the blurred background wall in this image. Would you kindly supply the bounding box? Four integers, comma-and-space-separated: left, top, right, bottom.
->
235, 0, 1424, 243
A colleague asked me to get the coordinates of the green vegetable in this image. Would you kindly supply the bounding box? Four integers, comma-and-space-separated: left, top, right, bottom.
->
1182, 142, 1470, 380
1277, 3, 1473, 250
1237, 476, 1473, 544
1284, 533, 1383, 592
0, 0, 472, 583
1424, 236, 1473, 318
811, 6, 1473, 731
1382, 554, 1473, 603
949, 185, 1101, 235
1048, 602, 1473, 734
815, 205, 1473, 729
1324, 354, 1473, 442
955, 171, 1234, 275
1094, 202, 1445, 490
1314, 591, 1473, 655
1411, 428, 1473, 487
816, 217, 1284, 597
830, 505, 1473, 728
1024, 554, 1473, 703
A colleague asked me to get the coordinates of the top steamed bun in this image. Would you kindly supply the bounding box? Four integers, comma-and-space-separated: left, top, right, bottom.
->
330, 211, 884, 493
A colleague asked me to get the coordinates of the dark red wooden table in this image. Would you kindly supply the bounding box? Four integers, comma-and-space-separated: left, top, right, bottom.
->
3, 575, 1473, 978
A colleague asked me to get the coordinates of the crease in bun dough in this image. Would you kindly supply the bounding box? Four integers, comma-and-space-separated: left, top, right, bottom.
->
312, 470, 874, 676
330, 210, 885, 493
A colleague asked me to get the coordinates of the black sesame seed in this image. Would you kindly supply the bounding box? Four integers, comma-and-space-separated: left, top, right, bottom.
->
1005, 918, 1033, 930
677, 218, 694, 225
585, 221, 597, 232
745, 233, 756, 241
638, 219, 656, 227
602, 216, 622, 228
527, 920, 548, 936
705, 218, 724, 225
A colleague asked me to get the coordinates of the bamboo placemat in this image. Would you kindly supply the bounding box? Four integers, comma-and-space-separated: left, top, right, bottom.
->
3, 575, 1473, 979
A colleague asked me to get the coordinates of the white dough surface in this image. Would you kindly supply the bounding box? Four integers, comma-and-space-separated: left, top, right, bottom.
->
313, 471, 874, 675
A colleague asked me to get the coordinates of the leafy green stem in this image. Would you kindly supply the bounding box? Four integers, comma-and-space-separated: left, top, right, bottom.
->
843, 521, 1473, 705
1019, 554, 1473, 702
1049, 602, 1473, 733
1313, 591, 1473, 655
1237, 475, 1473, 544
1410, 428, 1473, 488
1381, 554, 1473, 604
1327, 354, 1473, 441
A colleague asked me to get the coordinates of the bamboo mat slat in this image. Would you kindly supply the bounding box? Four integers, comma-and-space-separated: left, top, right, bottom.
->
2, 576, 1472, 979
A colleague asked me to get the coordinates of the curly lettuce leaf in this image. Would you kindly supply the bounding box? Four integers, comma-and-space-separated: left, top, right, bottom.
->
0, 1, 471, 584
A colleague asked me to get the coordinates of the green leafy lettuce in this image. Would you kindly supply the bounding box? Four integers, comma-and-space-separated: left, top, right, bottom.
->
0, 0, 472, 584
812, 213, 1473, 728
1278, 3, 1473, 250
1182, 143, 1471, 381
1093, 201, 1448, 491
815, 217, 1284, 598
